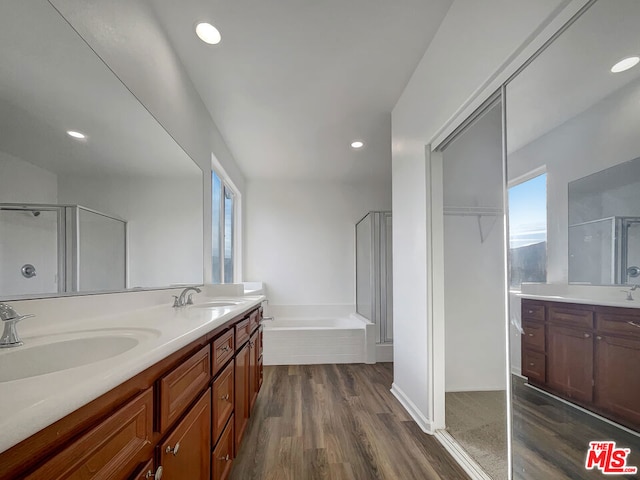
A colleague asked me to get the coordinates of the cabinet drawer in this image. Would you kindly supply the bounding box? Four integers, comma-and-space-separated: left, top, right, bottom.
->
235, 317, 251, 349
130, 458, 161, 480
213, 329, 235, 376
213, 360, 234, 444
212, 415, 234, 480
522, 320, 545, 352
27, 388, 153, 480
597, 312, 640, 339
159, 344, 211, 433
522, 301, 545, 322
522, 349, 546, 385
250, 310, 260, 333
549, 305, 593, 329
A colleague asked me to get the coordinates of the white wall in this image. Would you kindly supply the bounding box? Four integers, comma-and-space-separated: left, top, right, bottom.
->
59, 174, 203, 288
508, 78, 640, 283
245, 179, 391, 307
392, 0, 568, 429
0, 151, 57, 204
442, 105, 506, 392
49, 0, 246, 283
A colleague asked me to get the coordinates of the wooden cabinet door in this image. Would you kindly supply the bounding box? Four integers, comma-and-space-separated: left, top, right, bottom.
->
158, 389, 211, 480
594, 335, 640, 428
234, 343, 250, 451
547, 325, 594, 403
249, 331, 258, 411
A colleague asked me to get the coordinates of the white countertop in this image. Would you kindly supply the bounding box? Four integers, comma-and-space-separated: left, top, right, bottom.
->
0, 294, 264, 454
517, 293, 640, 309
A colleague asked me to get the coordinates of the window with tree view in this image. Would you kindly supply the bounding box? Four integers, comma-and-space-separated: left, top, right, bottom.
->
508, 173, 547, 288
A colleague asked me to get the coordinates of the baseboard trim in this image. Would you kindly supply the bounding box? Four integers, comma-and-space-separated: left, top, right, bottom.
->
434, 430, 493, 480
390, 383, 432, 433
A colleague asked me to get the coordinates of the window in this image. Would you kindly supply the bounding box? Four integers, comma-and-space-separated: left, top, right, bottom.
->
508, 173, 547, 288
212, 170, 235, 283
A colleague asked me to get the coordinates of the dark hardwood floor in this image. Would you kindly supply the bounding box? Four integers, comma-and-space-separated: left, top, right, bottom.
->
230, 363, 470, 480
512, 375, 640, 480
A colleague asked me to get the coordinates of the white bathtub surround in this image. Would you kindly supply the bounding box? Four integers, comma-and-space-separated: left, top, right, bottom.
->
263, 312, 375, 365
0, 291, 265, 454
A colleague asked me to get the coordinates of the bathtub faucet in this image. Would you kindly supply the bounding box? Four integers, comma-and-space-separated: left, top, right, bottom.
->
261, 316, 275, 324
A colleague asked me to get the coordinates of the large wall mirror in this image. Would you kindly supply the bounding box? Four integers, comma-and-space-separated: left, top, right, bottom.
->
506, 0, 640, 478
0, 1, 203, 300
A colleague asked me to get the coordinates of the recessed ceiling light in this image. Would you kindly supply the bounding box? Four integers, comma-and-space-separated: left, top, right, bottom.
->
67, 130, 86, 140
195, 22, 221, 45
611, 56, 640, 73
351, 141, 364, 149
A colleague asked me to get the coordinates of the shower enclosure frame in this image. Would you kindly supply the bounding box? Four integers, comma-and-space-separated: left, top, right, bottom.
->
0, 203, 128, 294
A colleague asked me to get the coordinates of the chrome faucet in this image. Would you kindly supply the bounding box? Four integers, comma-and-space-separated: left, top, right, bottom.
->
622, 284, 639, 301
173, 287, 202, 307
0, 303, 34, 348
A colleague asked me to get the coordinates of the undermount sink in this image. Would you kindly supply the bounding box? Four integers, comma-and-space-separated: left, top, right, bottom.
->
0, 329, 158, 383
190, 300, 243, 309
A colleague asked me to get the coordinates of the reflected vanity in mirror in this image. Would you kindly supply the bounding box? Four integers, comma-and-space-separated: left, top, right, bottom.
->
506, 0, 640, 478
0, 1, 203, 299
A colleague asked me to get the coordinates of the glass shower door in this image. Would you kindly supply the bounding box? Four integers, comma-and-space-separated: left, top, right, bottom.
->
624, 219, 640, 285
0, 207, 62, 296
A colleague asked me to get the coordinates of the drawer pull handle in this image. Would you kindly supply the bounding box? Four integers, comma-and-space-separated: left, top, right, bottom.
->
165, 442, 180, 456
218, 454, 231, 462
218, 345, 230, 352
529, 363, 535, 366
628, 321, 640, 329
528, 310, 534, 314
584, 333, 591, 338
220, 393, 230, 401
145, 466, 163, 480
596, 336, 602, 340
528, 333, 534, 337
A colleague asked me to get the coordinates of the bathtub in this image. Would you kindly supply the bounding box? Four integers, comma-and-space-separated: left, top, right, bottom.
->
262, 314, 375, 365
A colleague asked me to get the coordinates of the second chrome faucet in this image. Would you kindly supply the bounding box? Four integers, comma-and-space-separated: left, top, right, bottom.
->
173, 286, 202, 307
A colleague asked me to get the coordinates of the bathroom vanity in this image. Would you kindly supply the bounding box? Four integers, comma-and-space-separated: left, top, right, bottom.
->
0, 301, 264, 480
521, 297, 640, 431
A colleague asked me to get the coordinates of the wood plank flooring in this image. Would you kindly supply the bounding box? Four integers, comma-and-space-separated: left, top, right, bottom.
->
512, 375, 640, 480
230, 364, 470, 480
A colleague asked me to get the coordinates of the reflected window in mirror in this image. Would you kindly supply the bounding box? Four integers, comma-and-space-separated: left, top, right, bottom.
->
212, 170, 236, 283
508, 172, 547, 289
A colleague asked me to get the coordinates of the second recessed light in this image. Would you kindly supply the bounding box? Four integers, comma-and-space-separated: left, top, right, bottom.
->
611, 56, 640, 73
196, 22, 221, 45
351, 141, 364, 149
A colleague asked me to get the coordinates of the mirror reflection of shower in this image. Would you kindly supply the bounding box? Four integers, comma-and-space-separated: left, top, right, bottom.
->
0, 204, 127, 297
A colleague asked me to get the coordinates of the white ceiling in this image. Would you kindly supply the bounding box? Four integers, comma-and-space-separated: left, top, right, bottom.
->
149, 0, 453, 181
507, 0, 640, 154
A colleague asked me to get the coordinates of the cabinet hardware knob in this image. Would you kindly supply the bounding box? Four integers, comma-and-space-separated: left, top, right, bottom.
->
528, 333, 534, 337
145, 466, 163, 480
628, 321, 640, 329
596, 336, 602, 340
218, 345, 230, 352
218, 454, 231, 461
220, 394, 230, 401
165, 442, 180, 456
529, 363, 535, 366
584, 333, 591, 338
